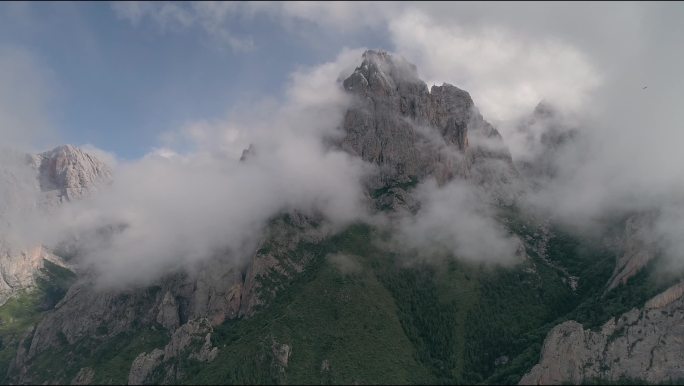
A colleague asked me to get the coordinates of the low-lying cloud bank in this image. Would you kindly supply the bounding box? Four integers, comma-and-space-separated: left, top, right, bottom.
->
1, 48, 375, 286
56, 48, 377, 286
394, 178, 522, 265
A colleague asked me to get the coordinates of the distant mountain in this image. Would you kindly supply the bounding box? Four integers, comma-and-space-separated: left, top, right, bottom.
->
0, 145, 111, 306
31, 144, 112, 205
0, 51, 681, 385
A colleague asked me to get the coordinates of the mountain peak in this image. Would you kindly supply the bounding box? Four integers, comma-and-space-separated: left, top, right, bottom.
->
360, 49, 419, 77
34, 144, 112, 203
339, 51, 514, 207
344, 50, 424, 96
48, 144, 79, 154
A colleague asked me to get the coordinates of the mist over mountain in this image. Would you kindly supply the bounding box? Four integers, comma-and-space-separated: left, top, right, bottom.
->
0, 3, 683, 385
0, 48, 681, 385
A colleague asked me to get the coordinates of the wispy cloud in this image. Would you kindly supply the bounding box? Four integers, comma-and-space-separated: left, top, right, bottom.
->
111, 1, 254, 51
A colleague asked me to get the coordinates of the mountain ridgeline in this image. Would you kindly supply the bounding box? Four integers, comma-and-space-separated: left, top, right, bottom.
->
0, 50, 682, 385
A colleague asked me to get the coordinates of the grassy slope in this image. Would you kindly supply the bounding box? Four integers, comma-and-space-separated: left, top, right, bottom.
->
0, 291, 43, 379
0, 260, 76, 382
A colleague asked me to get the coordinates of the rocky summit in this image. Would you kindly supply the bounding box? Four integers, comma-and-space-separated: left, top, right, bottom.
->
340, 50, 516, 210
32, 144, 112, 205
0, 51, 681, 385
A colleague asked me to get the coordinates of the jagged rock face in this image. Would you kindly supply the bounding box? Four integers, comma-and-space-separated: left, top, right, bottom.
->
11, 212, 324, 382
340, 50, 511, 191
0, 145, 110, 306
24, 283, 160, 361
238, 212, 327, 317
520, 282, 684, 385
128, 318, 218, 384
31, 144, 112, 205
0, 246, 70, 305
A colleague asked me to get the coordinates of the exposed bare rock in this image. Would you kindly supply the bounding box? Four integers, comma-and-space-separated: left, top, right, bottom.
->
0, 144, 110, 306
31, 144, 112, 205
239, 212, 327, 317
162, 318, 213, 359
177, 259, 244, 325
15, 210, 323, 382
127, 318, 219, 385
607, 212, 659, 291
374, 186, 421, 213
520, 281, 684, 385
340, 50, 516, 210
21, 260, 238, 366
23, 281, 162, 362
271, 340, 292, 368
189, 333, 219, 362
645, 282, 684, 309
0, 245, 71, 305
128, 349, 164, 385
156, 291, 180, 331
70, 367, 95, 385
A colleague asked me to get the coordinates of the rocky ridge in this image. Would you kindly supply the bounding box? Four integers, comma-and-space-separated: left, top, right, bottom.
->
520, 281, 684, 385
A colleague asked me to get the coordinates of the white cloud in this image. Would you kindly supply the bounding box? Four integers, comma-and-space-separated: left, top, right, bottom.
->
39, 48, 372, 286
395, 178, 521, 264
388, 11, 601, 126
111, 1, 253, 51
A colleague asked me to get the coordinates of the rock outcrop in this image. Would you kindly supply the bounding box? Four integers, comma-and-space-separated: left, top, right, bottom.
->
70, 367, 95, 385
606, 212, 660, 291
10, 212, 324, 382
31, 144, 112, 205
0, 145, 110, 306
0, 246, 71, 305
340, 50, 515, 210
128, 318, 218, 385
520, 281, 684, 385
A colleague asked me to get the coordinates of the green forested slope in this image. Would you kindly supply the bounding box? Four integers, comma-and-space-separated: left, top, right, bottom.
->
1, 211, 676, 385
176, 212, 675, 385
